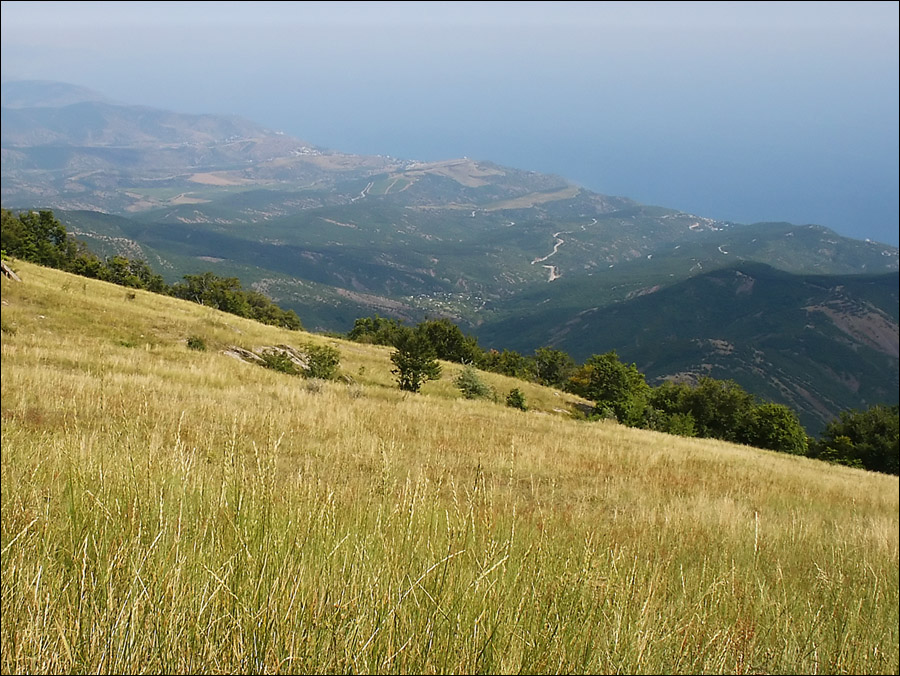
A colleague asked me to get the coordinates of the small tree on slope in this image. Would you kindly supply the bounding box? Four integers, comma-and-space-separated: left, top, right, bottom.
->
390, 327, 442, 393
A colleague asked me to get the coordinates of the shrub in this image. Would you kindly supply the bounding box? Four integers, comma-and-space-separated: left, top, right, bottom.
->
594, 405, 617, 421
506, 388, 527, 411
455, 364, 493, 399
186, 335, 207, 351
260, 349, 300, 375
302, 342, 340, 380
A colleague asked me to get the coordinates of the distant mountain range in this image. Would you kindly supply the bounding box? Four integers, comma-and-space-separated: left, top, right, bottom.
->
2, 80, 897, 433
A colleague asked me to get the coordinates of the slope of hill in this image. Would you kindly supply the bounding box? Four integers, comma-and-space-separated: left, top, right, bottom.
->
0, 79, 109, 108
2, 260, 898, 674
479, 263, 900, 434
1, 80, 396, 214
39, 204, 898, 432
2, 80, 898, 432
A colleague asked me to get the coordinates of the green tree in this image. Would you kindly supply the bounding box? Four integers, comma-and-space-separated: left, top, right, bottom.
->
100, 256, 166, 292
648, 380, 693, 414
244, 290, 303, 330
641, 406, 697, 437
347, 314, 405, 345
171, 272, 251, 317
567, 351, 649, 426
418, 318, 482, 364
809, 404, 899, 474
478, 349, 534, 379
742, 402, 809, 455
390, 327, 442, 392
1, 209, 76, 268
65, 241, 105, 279
809, 435, 863, 469
683, 377, 757, 443
533, 346, 575, 388
647, 378, 809, 452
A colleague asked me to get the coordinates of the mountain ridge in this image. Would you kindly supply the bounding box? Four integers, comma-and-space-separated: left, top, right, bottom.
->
479, 261, 899, 433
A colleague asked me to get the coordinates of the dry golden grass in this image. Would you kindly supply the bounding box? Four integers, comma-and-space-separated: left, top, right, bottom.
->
2, 261, 898, 674
483, 186, 581, 211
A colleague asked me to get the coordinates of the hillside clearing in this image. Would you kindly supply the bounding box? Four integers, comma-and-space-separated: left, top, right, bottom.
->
1, 261, 898, 674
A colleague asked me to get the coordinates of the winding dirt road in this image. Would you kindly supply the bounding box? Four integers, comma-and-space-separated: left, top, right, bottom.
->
532, 231, 567, 281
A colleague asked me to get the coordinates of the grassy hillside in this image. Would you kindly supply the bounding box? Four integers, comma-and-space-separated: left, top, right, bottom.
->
2, 261, 898, 674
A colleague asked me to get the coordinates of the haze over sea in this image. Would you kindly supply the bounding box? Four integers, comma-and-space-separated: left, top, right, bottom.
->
2, 1, 897, 245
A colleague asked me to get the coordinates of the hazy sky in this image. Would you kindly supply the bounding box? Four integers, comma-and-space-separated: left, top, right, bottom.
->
2, 1, 898, 245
